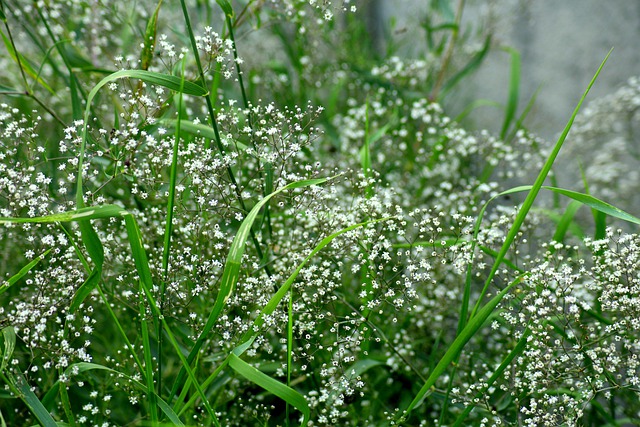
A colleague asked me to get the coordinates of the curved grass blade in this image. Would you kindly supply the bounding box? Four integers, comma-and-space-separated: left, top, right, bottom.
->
0, 327, 15, 373
499, 47, 521, 139
0, 249, 51, 296
175, 217, 390, 415
169, 176, 335, 396
468, 48, 612, 321
397, 275, 524, 424
0, 30, 55, 94
452, 326, 532, 426
503, 185, 640, 226
228, 353, 309, 426
4, 372, 58, 427
141, 0, 163, 70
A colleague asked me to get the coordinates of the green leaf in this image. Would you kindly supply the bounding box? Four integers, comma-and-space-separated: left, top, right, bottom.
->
551, 200, 584, 242
0, 30, 54, 94
10, 372, 58, 427
468, 48, 612, 321
505, 185, 640, 226
500, 46, 521, 139
216, 0, 234, 17
440, 35, 491, 98
228, 354, 309, 425
59, 43, 94, 71
69, 268, 101, 313
398, 276, 523, 423
0, 205, 128, 224
0, 250, 51, 296
141, 0, 163, 70
158, 119, 248, 151
0, 327, 16, 373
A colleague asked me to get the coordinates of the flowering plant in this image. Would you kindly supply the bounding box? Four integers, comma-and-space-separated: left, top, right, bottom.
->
0, 1, 638, 426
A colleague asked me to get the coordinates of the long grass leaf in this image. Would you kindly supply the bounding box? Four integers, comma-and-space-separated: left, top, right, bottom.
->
0, 327, 15, 373
140, 0, 163, 70
398, 276, 524, 423
0, 30, 55, 94
469, 48, 612, 320
0, 250, 51, 296
452, 326, 532, 426
551, 200, 584, 243
9, 372, 58, 427
228, 354, 310, 426
499, 47, 521, 139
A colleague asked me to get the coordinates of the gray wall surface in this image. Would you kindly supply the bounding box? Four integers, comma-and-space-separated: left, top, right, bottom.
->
379, 0, 640, 139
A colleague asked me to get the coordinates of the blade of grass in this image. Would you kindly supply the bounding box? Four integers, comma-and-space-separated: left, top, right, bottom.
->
157, 58, 188, 405
499, 46, 521, 140
468, 48, 612, 321
439, 34, 491, 100
579, 164, 608, 240
452, 326, 532, 426
550, 200, 584, 243
0, 30, 55, 94
397, 275, 525, 423
175, 217, 392, 415
0, 327, 15, 373
1, 371, 58, 427
0, 249, 51, 296
140, 0, 163, 71
170, 176, 336, 399
228, 353, 310, 425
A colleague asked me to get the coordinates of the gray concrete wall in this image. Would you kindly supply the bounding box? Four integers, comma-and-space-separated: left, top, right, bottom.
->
378, 0, 640, 140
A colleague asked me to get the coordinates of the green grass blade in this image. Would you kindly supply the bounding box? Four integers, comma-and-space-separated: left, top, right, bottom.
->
452, 326, 532, 426
0, 205, 128, 224
499, 47, 521, 139
440, 35, 491, 99
171, 176, 335, 396
505, 185, 640, 225
0, 30, 55, 94
228, 354, 310, 426
469, 48, 612, 320
0, 250, 51, 296
216, 0, 234, 17
551, 200, 584, 243
69, 268, 101, 312
397, 275, 524, 423
140, 0, 163, 70
159, 119, 249, 151
0, 327, 16, 373
8, 372, 58, 427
